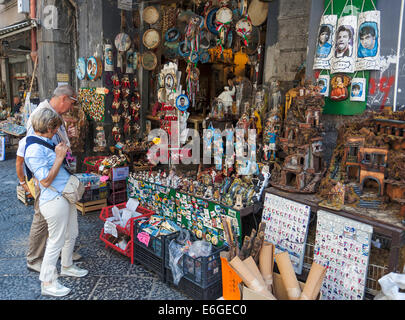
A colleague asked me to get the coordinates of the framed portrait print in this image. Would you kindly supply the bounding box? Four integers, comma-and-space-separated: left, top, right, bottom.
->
86, 56, 102, 81
176, 94, 190, 112
164, 73, 175, 91
350, 77, 366, 102
317, 74, 330, 97
104, 44, 114, 72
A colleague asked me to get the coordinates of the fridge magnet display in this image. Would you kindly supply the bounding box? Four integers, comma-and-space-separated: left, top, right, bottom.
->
350, 77, 366, 102
355, 10, 381, 71
317, 74, 330, 97
314, 210, 373, 300
330, 74, 351, 101
104, 44, 114, 72
76, 57, 87, 80
330, 14, 357, 74
261, 193, 311, 274
176, 94, 190, 112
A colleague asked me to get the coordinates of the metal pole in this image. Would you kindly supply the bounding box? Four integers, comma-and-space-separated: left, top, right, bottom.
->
393, 0, 404, 111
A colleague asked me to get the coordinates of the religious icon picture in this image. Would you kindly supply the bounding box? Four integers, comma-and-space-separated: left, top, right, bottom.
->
350, 78, 366, 102
164, 73, 175, 91
176, 94, 190, 112
330, 74, 351, 101
317, 74, 330, 97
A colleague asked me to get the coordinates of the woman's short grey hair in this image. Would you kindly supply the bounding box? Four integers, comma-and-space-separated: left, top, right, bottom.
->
31, 107, 63, 134
53, 84, 75, 98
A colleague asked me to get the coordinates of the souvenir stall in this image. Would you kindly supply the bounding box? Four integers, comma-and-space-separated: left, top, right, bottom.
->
76, 0, 405, 301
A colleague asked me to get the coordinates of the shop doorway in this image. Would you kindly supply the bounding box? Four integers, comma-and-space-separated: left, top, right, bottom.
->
362, 177, 381, 195
347, 165, 359, 182
286, 172, 297, 187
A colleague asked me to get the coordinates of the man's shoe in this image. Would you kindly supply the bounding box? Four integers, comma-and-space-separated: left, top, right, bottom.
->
72, 252, 82, 261
41, 280, 71, 297
60, 264, 88, 278
27, 261, 42, 273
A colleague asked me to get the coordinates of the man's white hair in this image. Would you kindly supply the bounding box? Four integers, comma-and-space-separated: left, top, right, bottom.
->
53, 84, 75, 97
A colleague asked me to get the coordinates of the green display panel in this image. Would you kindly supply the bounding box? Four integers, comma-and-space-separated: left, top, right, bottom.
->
322, 0, 377, 115
127, 178, 242, 247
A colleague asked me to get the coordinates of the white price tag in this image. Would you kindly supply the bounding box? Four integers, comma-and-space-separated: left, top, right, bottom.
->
104, 221, 118, 237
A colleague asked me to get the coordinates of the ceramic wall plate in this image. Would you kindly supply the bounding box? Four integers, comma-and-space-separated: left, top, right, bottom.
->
199, 50, 210, 63
76, 57, 86, 80
86, 56, 102, 80
143, 29, 160, 50
141, 51, 158, 71
143, 6, 160, 25
205, 7, 219, 35
176, 94, 190, 112
115, 33, 131, 52
216, 7, 233, 24
165, 28, 180, 42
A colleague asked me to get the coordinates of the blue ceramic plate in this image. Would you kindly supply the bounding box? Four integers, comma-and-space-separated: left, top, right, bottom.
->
76, 57, 86, 80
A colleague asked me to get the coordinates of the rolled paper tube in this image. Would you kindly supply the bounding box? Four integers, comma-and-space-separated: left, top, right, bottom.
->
300, 262, 327, 300
275, 251, 301, 300
229, 256, 276, 300
259, 243, 273, 291
242, 256, 267, 288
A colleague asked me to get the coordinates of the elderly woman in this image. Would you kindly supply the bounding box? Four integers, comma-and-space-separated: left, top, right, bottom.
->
24, 107, 88, 297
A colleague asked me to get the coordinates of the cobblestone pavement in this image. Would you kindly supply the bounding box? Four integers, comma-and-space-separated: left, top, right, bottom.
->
0, 151, 188, 300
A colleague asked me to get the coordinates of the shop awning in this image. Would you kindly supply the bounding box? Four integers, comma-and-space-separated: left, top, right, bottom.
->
0, 19, 37, 40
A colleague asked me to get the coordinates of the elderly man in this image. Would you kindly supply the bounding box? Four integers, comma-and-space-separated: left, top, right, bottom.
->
16, 85, 82, 273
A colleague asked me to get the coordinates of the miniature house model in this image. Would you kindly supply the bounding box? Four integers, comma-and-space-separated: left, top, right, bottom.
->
270, 83, 326, 193
321, 112, 405, 214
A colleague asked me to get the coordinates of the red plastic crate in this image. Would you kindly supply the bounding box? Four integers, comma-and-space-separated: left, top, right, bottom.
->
84, 156, 107, 173
99, 201, 154, 235
99, 228, 133, 261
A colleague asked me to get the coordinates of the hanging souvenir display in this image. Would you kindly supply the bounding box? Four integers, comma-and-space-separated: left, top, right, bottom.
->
78, 88, 106, 122
355, 5, 381, 71
314, 210, 373, 300
330, 2, 357, 74
186, 63, 200, 107
126, 49, 134, 74
86, 56, 102, 81
93, 123, 107, 152
141, 51, 158, 71
350, 72, 367, 102
143, 29, 161, 50
330, 74, 351, 101
317, 73, 330, 97
205, 6, 219, 36
184, 15, 204, 63
76, 57, 87, 80
313, 1, 337, 70
104, 44, 114, 72
236, 17, 253, 47
215, 5, 233, 53
247, 0, 269, 27
115, 32, 131, 70
143, 6, 160, 25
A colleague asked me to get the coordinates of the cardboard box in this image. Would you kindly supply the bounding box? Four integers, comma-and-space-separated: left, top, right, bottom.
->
241, 273, 321, 300
111, 166, 129, 181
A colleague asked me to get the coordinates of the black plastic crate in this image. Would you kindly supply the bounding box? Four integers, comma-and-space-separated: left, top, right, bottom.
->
164, 231, 225, 288
166, 267, 223, 300
132, 220, 177, 282
110, 180, 126, 192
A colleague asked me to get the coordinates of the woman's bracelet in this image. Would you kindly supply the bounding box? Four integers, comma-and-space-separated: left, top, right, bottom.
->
19, 180, 26, 185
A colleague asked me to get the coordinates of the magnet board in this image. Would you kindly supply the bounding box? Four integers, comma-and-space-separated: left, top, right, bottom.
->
314, 210, 373, 300
261, 193, 311, 274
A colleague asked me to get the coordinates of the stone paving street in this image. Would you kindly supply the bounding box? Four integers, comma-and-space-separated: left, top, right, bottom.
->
0, 151, 188, 300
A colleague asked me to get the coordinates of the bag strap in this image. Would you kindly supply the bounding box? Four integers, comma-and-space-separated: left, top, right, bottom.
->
24, 136, 68, 181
